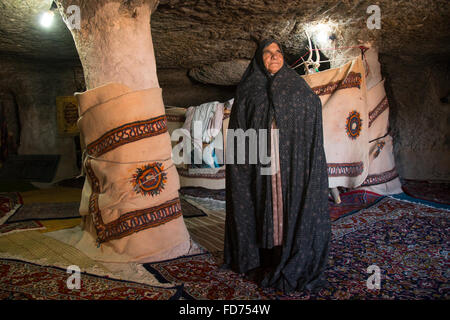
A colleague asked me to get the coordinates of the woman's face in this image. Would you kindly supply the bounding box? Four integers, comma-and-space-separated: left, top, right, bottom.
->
262, 42, 284, 74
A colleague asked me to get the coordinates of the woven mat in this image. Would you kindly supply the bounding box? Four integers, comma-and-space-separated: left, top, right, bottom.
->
180, 198, 207, 218
0, 230, 108, 273
20, 187, 82, 204
182, 197, 225, 253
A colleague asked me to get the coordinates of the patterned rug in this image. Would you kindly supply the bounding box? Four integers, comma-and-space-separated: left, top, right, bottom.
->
144, 197, 449, 300
4, 199, 205, 223
180, 199, 207, 218
6, 202, 81, 223
0, 192, 23, 224
401, 179, 450, 205
0, 220, 45, 236
328, 190, 384, 221
390, 193, 450, 211
180, 187, 226, 201
0, 258, 184, 300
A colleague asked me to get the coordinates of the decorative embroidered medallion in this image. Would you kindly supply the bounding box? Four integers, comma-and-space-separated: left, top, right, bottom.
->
85, 158, 181, 244
327, 162, 364, 177
346, 110, 363, 140
132, 162, 167, 197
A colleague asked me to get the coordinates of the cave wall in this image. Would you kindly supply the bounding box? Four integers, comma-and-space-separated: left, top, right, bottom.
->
1, 52, 448, 184
158, 68, 235, 107
381, 55, 450, 181
0, 55, 81, 183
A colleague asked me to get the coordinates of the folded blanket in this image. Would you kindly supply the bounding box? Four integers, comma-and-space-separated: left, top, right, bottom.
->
182, 101, 224, 168
75, 83, 191, 263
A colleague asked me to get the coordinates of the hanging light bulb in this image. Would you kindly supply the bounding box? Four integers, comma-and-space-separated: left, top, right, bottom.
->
39, 1, 57, 28
40, 10, 54, 28
317, 26, 329, 44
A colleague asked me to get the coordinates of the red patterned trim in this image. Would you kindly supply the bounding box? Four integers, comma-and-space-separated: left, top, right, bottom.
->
87, 115, 168, 157
101, 198, 182, 243
327, 162, 364, 177
361, 168, 399, 187
369, 96, 389, 127
85, 158, 181, 244
311, 72, 362, 96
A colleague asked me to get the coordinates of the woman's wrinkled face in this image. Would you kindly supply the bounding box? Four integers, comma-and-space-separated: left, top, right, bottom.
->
262, 42, 284, 74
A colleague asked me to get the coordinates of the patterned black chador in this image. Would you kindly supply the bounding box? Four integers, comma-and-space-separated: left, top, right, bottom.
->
223, 39, 331, 293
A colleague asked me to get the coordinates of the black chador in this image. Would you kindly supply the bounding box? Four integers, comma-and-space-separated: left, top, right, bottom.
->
223, 39, 331, 293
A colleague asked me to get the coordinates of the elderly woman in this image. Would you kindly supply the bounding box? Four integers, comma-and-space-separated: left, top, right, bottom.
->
223, 39, 331, 293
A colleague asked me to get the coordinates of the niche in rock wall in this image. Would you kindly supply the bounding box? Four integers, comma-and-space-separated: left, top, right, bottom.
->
158, 68, 235, 107
0, 91, 21, 158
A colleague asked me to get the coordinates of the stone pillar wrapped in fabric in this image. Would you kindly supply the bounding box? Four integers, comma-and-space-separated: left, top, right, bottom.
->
76, 83, 191, 262
54, 0, 192, 262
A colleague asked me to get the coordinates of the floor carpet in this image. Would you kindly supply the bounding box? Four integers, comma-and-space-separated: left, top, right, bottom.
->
401, 179, 450, 205
0, 258, 184, 300
6, 202, 81, 223
0, 220, 45, 236
144, 197, 449, 300
328, 190, 384, 221
0, 192, 23, 224
1, 182, 448, 300
183, 201, 225, 253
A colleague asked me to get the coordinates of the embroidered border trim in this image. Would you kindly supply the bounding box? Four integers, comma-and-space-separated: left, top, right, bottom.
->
360, 167, 399, 187
85, 158, 181, 244
311, 72, 362, 96
100, 198, 182, 243
87, 115, 168, 157
369, 96, 389, 127
327, 161, 364, 177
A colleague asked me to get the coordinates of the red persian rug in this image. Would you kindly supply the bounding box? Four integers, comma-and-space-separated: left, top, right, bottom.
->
328, 190, 384, 221
144, 197, 449, 300
0, 258, 184, 300
401, 179, 450, 205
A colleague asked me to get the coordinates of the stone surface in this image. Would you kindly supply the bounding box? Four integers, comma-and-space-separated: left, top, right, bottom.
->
0, 0, 449, 181
0, 0, 448, 65
188, 59, 250, 86
158, 68, 235, 106
381, 54, 450, 180
0, 54, 81, 182
55, 0, 160, 90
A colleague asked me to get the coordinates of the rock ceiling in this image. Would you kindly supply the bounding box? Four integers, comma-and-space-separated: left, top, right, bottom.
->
0, 0, 449, 69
